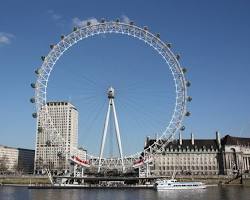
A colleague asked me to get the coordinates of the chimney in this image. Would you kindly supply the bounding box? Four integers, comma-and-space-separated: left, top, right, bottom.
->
216, 131, 221, 148
155, 133, 159, 140
179, 132, 182, 145
145, 136, 150, 148
191, 132, 194, 145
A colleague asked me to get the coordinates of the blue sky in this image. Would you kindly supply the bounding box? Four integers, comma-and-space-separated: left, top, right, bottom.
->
0, 0, 250, 155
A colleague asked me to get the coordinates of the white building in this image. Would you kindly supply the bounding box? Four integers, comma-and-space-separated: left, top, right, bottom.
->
0, 145, 34, 174
145, 132, 250, 176
34, 101, 78, 174
77, 147, 87, 160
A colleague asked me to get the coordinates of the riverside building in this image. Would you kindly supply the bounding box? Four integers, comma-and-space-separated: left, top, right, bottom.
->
77, 147, 87, 160
34, 101, 79, 174
0, 145, 34, 174
145, 132, 250, 176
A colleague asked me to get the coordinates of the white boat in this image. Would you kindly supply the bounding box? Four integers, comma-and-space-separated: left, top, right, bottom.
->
155, 179, 206, 190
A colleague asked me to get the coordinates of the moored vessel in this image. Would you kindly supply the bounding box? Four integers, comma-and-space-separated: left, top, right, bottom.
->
155, 179, 206, 190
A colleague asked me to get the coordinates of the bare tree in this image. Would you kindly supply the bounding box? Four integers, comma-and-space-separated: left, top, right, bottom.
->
0, 155, 9, 174
13, 162, 23, 175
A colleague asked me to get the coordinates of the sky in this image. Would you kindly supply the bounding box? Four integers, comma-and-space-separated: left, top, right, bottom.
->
0, 0, 250, 156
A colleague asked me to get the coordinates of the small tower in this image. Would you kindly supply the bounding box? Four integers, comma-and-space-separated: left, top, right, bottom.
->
216, 131, 221, 149
191, 132, 195, 146
179, 132, 182, 145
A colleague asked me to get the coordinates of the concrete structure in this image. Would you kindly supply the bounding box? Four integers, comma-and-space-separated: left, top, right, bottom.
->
145, 132, 250, 176
34, 101, 78, 174
0, 145, 34, 174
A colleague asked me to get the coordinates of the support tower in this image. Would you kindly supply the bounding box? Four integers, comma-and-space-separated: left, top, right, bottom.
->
98, 87, 125, 172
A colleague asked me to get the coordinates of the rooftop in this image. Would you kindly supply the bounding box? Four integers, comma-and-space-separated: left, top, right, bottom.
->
221, 135, 250, 146
145, 134, 250, 151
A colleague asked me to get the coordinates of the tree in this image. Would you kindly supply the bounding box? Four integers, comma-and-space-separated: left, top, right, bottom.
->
0, 155, 9, 174
13, 162, 23, 175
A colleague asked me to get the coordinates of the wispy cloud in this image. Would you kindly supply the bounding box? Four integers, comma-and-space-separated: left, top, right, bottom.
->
0, 32, 14, 45
47, 10, 62, 21
121, 15, 130, 23
47, 9, 66, 28
72, 17, 98, 27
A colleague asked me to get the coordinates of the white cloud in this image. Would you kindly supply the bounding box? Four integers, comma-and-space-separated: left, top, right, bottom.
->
48, 10, 62, 21
121, 15, 130, 23
0, 32, 14, 45
72, 17, 98, 27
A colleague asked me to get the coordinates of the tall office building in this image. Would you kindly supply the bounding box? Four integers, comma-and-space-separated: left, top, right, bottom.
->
34, 101, 78, 174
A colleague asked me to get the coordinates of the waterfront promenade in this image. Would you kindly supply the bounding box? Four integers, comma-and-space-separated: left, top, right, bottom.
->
1, 174, 250, 187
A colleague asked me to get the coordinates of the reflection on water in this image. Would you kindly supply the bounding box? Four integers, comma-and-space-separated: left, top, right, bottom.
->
0, 186, 29, 200
0, 186, 250, 200
157, 189, 206, 200
157, 186, 250, 200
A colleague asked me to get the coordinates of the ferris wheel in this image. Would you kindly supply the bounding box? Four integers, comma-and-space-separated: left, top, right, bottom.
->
31, 18, 191, 172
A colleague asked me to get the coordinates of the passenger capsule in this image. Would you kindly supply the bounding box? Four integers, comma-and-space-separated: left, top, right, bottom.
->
46, 140, 51, 146
31, 83, 37, 88
50, 44, 55, 49
73, 26, 78, 31
185, 111, 191, 117
116, 18, 120, 23
57, 152, 62, 157
186, 81, 191, 87
87, 21, 91, 26
38, 127, 43, 133
32, 113, 37, 118
187, 96, 192, 102
176, 54, 180, 60
129, 21, 134, 25
30, 98, 35, 103
101, 18, 105, 23
167, 43, 172, 48
41, 56, 45, 61
180, 126, 185, 131
143, 26, 148, 31
156, 33, 160, 38
182, 68, 187, 73
35, 68, 41, 75
60, 35, 65, 40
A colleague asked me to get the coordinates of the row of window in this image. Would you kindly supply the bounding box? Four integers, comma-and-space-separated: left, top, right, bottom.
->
47, 102, 69, 106
158, 171, 218, 175
158, 158, 217, 161
158, 166, 217, 170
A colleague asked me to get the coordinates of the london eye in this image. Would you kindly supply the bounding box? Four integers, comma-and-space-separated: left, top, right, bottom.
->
30, 18, 191, 172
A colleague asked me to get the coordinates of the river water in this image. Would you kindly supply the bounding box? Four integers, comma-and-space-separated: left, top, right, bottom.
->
0, 186, 250, 200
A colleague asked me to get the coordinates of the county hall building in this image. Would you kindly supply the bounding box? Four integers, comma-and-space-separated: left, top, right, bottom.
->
145, 132, 250, 176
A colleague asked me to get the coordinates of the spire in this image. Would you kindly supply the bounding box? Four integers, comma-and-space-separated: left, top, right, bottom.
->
216, 131, 221, 149
191, 132, 194, 145
179, 132, 182, 145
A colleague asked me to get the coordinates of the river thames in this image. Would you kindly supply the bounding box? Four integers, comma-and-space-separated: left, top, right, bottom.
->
0, 186, 250, 200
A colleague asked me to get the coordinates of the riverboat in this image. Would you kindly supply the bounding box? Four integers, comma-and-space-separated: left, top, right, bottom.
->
155, 179, 206, 190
